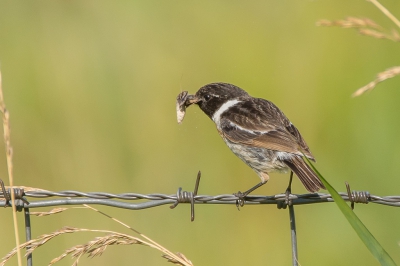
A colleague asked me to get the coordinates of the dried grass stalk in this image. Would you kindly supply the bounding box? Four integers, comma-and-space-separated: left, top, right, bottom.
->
0, 226, 194, 266
162, 252, 193, 266
318, 2, 400, 97
358, 28, 386, 39
316, 17, 400, 42
352, 66, 400, 97
49, 233, 142, 265
0, 226, 79, 266
316, 17, 382, 29
82, 204, 193, 265
368, 0, 400, 29
0, 71, 22, 266
30, 208, 69, 216
392, 29, 400, 40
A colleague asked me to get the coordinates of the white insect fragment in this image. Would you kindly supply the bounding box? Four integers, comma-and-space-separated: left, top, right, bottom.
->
176, 91, 189, 124
176, 102, 186, 124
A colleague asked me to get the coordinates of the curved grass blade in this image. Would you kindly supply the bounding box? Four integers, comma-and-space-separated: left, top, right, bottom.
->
304, 157, 397, 266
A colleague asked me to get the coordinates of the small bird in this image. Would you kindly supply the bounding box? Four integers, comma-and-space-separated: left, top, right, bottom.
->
177, 82, 325, 198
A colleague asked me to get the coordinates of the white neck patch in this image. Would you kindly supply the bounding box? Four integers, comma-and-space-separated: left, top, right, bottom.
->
212, 99, 241, 124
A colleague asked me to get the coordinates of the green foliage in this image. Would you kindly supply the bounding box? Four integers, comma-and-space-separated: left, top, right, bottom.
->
306, 158, 397, 266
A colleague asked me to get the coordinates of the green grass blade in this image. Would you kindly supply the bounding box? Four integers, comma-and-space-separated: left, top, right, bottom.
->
304, 157, 397, 266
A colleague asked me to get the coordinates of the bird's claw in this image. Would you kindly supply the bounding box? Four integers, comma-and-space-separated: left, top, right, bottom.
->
234, 191, 247, 209
284, 188, 293, 206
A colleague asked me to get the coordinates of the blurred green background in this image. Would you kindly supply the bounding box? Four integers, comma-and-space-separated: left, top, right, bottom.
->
1, 1, 400, 265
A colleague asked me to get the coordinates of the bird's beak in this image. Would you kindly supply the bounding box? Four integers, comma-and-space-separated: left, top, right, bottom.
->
177, 91, 199, 109
185, 94, 200, 106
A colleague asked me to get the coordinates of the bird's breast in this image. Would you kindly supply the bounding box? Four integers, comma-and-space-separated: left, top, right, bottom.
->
223, 138, 289, 174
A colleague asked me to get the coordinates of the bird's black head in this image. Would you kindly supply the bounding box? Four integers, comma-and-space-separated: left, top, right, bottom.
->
185, 83, 249, 118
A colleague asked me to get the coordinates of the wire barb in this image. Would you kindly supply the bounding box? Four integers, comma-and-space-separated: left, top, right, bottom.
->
0, 178, 10, 205
169, 171, 201, 221
346, 182, 370, 210
0, 178, 29, 210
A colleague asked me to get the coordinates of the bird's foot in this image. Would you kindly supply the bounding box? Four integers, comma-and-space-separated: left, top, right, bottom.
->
284, 188, 293, 207
233, 181, 267, 210
233, 191, 248, 209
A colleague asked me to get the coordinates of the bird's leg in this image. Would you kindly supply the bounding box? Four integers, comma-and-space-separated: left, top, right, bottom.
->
234, 181, 267, 208
240, 181, 267, 196
285, 171, 294, 206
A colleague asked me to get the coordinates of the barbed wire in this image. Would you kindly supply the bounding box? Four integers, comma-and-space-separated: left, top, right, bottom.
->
1, 173, 399, 233
1, 176, 400, 266
1, 182, 400, 211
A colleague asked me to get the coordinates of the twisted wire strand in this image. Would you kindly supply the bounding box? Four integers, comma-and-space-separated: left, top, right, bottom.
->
1, 188, 400, 209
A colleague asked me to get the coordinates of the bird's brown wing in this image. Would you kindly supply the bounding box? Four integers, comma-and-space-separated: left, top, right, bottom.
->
218, 99, 315, 160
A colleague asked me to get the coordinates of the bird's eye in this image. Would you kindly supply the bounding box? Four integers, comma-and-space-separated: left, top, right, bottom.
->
204, 94, 211, 101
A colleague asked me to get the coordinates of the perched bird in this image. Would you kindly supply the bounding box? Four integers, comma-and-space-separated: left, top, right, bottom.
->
176, 82, 325, 198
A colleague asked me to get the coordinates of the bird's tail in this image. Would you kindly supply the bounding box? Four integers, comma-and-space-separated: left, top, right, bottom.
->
284, 156, 326, 192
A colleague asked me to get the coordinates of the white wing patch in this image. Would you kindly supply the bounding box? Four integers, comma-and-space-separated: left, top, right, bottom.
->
228, 121, 258, 135
212, 99, 241, 125
276, 151, 293, 160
